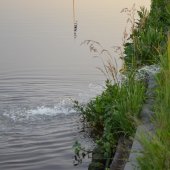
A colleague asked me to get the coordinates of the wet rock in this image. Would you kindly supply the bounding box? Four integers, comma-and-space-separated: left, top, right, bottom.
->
110, 136, 132, 170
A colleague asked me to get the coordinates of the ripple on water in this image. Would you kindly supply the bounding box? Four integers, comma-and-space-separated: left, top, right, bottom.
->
0, 103, 94, 170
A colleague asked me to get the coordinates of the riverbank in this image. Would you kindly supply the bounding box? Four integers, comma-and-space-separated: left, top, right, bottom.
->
136, 34, 170, 170
74, 0, 170, 169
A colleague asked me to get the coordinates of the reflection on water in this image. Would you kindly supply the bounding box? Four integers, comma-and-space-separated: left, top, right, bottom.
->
0, 0, 150, 170
74, 21, 78, 39
73, 0, 78, 39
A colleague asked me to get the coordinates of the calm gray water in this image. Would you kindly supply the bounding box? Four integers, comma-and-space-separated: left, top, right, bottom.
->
0, 0, 150, 169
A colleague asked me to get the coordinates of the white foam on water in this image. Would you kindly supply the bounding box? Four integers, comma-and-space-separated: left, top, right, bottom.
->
2, 99, 76, 122
77, 82, 104, 103
29, 99, 76, 116
2, 82, 104, 122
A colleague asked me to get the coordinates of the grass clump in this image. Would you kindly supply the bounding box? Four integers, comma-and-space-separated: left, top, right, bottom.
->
134, 0, 170, 168
124, 0, 170, 67
138, 36, 170, 170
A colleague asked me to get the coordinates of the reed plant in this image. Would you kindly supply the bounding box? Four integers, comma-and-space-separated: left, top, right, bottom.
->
81, 40, 119, 83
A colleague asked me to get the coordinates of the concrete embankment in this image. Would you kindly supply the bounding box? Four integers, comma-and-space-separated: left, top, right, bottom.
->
124, 72, 157, 170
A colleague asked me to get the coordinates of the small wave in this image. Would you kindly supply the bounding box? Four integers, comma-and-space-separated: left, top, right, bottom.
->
29, 100, 76, 116
1, 82, 104, 123
2, 99, 76, 122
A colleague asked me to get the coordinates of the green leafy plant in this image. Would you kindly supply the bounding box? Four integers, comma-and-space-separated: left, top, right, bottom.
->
125, 26, 164, 66
74, 73, 146, 168
123, 6, 166, 67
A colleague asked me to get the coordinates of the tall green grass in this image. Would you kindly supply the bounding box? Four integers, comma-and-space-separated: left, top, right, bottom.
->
137, 34, 170, 170
124, 0, 170, 67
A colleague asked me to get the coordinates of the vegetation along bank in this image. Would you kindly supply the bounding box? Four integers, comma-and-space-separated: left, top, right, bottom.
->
74, 0, 170, 169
